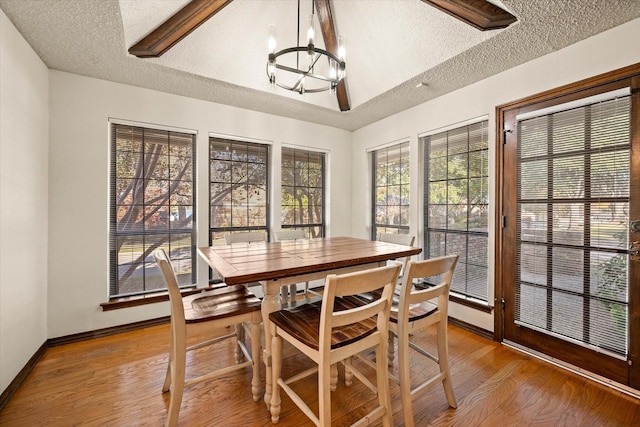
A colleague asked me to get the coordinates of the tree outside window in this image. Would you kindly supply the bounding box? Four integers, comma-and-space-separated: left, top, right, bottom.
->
371, 142, 410, 239
423, 121, 489, 301
281, 147, 325, 238
209, 138, 269, 244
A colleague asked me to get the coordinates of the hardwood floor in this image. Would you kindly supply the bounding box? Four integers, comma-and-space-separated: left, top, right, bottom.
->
1, 321, 639, 426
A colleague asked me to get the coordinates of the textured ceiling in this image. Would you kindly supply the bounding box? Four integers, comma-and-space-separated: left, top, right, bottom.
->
2, 0, 640, 131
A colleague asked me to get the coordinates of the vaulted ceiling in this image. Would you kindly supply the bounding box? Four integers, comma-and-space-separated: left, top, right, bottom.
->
1, 0, 640, 131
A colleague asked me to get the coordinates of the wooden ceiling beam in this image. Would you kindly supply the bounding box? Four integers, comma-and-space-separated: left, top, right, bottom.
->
421, 0, 517, 31
315, 0, 351, 111
128, 0, 234, 58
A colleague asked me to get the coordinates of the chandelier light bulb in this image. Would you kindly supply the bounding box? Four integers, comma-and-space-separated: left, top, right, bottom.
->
268, 25, 277, 53
338, 35, 346, 61
307, 14, 315, 46
329, 59, 337, 80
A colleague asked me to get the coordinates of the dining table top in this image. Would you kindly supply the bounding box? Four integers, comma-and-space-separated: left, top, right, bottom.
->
197, 236, 422, 285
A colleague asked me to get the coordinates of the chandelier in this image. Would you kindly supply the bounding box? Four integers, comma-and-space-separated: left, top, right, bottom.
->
267, 0, 346, 95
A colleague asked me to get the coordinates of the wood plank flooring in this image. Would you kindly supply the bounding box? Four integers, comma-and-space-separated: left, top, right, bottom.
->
1, 322, 639, 426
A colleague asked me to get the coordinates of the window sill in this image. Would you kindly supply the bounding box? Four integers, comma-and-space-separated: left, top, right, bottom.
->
449, 293, 493, 313
100, 284, 224, 311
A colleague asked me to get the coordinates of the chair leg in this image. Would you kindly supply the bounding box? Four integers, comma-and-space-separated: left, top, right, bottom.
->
235, 324, 245, 364
270, 334, 283, 423
375, 339, 393, 427
166, 332, 187, 427
437, 320, 457, 408
330, 363, 338, 391
398, 327, 414, 427
162, 328, 174, 393
344, 356, 353, 386
388, 331, 395, 367
318, 358, 332, 427
281, 287, 290, 304
250, 319, 262, 402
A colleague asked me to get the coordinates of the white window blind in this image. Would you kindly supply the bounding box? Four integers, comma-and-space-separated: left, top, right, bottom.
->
371, 142, 410, 238
209, 137, 270, 245
281, 147, 326, 238
422, 121, 489, 301
110, 124, 196, 297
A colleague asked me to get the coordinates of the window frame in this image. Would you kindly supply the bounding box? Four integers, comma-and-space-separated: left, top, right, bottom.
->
208, 137, 271, 245
280, 146, 326, 238
371, 141, 411, 240
109, 122, 197, 299
421, 120, 490, 303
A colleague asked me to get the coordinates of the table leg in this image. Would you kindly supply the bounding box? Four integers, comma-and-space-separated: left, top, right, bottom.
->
261, 280, 282, 407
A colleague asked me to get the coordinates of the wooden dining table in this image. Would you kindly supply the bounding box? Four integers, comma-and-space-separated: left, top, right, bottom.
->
197, 235, 422, 405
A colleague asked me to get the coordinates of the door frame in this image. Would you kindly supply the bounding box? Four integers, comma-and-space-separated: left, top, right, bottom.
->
495, 62, 640, 386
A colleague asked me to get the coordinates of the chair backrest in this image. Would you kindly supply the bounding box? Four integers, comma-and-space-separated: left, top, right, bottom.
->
378, 233, 415, 247
320, 263, 402, 351
398, 254, 459, 325
378, 233, 416, 277
224, 231, 267, 245
272, 229, 306, 242
153, 248, 185, 325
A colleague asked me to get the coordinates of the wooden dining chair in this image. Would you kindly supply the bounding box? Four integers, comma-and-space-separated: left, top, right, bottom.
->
224, 231, 268, 292
378, 232, 416, 249
353, 255, 459, 427
378, 233, 416, 365
272, 229, 313, 301
224, 231, 268, 245
394, 255, 459, 426
154, 248, 263, 427
268, 262, 402, 427
378, 232, 416, 278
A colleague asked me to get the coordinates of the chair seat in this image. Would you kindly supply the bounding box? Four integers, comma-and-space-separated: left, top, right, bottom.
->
390, 300, 437, 323
269, 296, 377, 351
183, 284, 262, 323
354, 291, 437, 324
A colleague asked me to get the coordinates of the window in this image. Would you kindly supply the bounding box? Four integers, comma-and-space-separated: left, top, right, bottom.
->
422, 121, 489, 302
209, 137, 270, 244
110, 124, 196, 298
371, 142, 410, 239
281, 147, 326, 238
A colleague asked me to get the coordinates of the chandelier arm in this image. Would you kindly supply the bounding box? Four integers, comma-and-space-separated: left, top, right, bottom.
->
276, 84, 328, 94
306, 52, 321, 72
274, 64, 340, 84
271, 46, 341, 64
291, 74, 305, 92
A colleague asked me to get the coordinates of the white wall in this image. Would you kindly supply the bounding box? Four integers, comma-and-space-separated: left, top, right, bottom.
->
0, 10, 49, 393
47, 71, 352, 338
351, 17, 640, 333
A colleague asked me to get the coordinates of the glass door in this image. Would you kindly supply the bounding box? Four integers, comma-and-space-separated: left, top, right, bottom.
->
500, 75, 640, 388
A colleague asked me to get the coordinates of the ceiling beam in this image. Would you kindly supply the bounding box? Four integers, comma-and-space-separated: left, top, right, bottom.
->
315, 0, 351, 111
128, 0, 234, 58
421, 0, 517, 31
